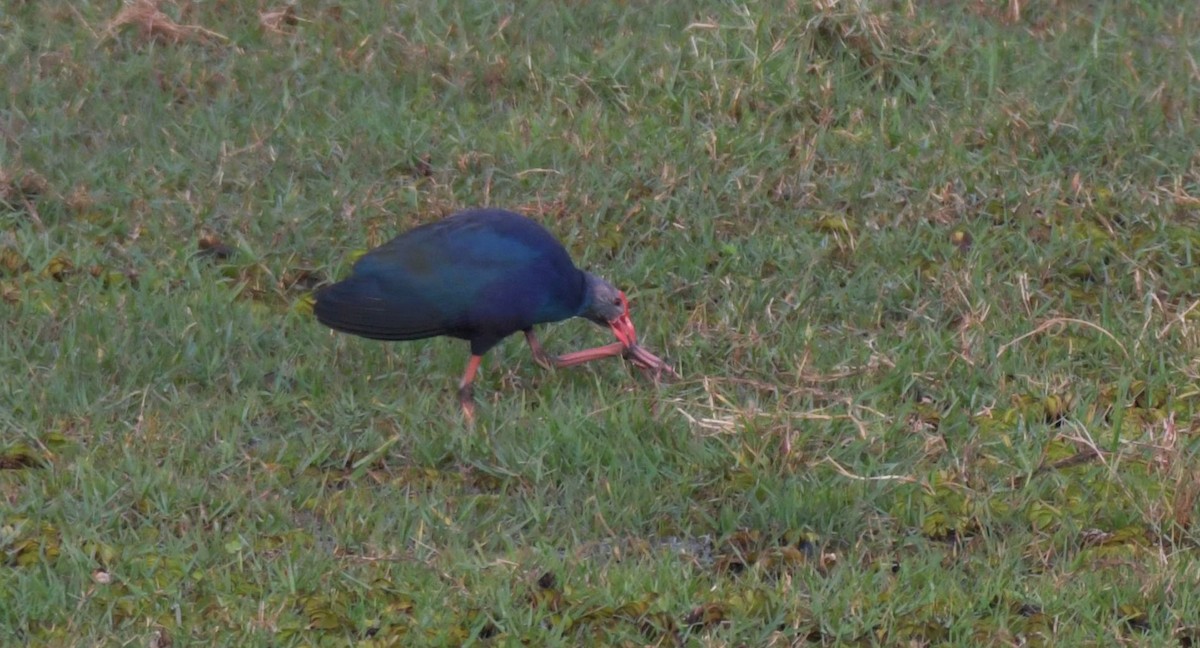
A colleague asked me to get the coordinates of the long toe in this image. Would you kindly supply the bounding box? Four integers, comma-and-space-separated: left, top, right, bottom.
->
524, 330, 554, 370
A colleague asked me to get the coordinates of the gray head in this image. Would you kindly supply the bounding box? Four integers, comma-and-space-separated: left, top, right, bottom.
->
581, 272, 637, 347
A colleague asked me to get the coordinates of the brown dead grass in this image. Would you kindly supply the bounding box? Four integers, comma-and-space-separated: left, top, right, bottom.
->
0, 167, 48, 231
106, 0, 227, 45
260, 5, 300, 35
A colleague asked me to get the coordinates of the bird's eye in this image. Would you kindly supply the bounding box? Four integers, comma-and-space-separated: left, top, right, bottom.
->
613, 298, 622, 306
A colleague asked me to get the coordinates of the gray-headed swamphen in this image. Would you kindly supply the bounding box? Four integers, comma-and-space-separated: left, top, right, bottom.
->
314, 208, 674, 420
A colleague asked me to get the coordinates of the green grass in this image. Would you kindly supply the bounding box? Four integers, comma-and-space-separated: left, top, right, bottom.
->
3, 0, 1200, 644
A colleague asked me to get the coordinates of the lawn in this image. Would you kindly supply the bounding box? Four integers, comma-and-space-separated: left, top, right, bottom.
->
3, 0, 1200, 645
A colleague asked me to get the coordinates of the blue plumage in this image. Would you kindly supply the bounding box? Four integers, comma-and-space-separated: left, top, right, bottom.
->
315, 208, 591, 355
314, 208, 657, 421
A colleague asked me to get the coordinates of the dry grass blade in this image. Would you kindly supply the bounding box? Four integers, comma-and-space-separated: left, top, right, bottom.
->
996, 317, 1128, 358
821, 457, 917, 484
1153, 412, 1177, 475
106, 0, 228, 45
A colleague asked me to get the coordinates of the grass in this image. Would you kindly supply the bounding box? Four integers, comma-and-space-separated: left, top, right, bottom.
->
3, 0, 1200, 644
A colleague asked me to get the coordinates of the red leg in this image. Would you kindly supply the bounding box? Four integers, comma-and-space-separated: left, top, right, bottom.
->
554, 342, 678, 379
553, 342, 626, 367
458, 354, 482, 423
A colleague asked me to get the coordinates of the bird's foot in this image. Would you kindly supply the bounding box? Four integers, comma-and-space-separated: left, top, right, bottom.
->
531, 349, 554, 371
524, 330, 554, 370
458, 354, 482, 426
458, 384, 476, 425
623, 343, 679, 381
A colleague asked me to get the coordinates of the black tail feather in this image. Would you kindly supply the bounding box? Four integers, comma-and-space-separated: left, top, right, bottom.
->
313, 276, 445, 341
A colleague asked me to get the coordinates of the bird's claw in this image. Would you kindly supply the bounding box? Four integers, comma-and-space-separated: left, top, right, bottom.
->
622, 343, 678, 381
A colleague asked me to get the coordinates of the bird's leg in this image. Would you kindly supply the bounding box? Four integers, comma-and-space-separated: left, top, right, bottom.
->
555, 342, 679, 379
552, 342, 626, 367
458, 354, 482, 424
524, 329, 554, 370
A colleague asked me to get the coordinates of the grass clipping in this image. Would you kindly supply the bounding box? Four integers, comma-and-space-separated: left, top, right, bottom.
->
106, 0, 228, 45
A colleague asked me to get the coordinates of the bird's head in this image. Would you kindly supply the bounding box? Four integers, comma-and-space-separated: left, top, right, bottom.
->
582, 273, 638, 348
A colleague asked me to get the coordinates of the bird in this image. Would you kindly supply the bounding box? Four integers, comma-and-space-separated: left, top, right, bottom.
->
314, 208, 673, 421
